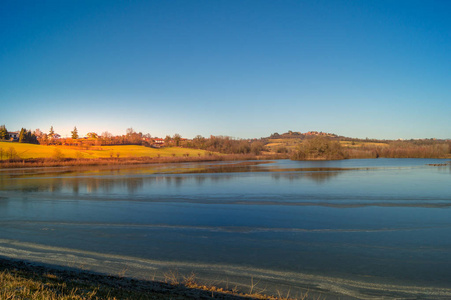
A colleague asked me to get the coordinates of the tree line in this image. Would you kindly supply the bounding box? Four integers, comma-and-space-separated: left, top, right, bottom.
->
346, 141, 451, 159
0, 125, 39, 144
183, 135, 265, 155
291, 136, 450, 160
1, 125, 266, 155
2, 124, 449, 159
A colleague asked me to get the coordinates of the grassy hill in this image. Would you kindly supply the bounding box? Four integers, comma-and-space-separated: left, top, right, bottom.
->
264, 134, 449, 159
0, 142, 211, 160
265, 136, 389, 153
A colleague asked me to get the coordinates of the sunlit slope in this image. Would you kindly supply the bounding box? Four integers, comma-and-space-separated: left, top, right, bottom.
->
0, 142, 210, 160
339, 141, 389, 148
265, 138, 390, 153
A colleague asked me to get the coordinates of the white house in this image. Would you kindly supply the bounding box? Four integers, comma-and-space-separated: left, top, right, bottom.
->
8, 131, 19, 141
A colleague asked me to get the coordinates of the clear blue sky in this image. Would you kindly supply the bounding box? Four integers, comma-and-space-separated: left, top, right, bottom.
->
1, 0, 450, 139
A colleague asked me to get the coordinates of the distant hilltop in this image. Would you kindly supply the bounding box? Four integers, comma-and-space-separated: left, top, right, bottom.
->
269, 130, 338, 139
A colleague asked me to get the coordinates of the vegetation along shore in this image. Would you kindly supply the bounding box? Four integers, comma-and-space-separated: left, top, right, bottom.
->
0, 126, 450, 168
0, 257, 314, 300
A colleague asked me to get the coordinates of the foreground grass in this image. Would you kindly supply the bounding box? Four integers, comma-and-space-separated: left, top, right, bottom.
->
0, 258, 306, 300
0, 142, 211, 160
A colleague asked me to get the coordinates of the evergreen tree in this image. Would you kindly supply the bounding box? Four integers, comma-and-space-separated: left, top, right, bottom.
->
26, 130, 32, 142
0, 125, 9, 140
19, 128, 26, 143
49, 126, 55, 138
71, 126, 79, 139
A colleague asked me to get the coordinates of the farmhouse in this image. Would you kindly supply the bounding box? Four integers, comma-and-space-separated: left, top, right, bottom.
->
8, 131, 19, 141
151, 138, 165, 148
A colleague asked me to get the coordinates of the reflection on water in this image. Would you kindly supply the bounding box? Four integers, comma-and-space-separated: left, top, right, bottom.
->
2, 159, 449, 194
0, 159, 451, 299
271, 170, 343, 183
1, 171, 345, 195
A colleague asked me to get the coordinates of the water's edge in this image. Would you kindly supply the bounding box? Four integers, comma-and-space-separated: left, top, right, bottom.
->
1, 239, 450, 299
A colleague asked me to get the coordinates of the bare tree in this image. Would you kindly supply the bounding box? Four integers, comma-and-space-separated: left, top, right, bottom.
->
173, 134, 182, 146
164, 135, 171, 146
101, 131, 113, 145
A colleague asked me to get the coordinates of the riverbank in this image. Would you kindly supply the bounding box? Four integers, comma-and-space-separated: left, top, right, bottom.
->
0, 257, 293, 300
0, 153, 287, 169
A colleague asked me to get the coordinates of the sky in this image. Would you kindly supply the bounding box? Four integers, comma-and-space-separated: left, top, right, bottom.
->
1, 0, 450, 140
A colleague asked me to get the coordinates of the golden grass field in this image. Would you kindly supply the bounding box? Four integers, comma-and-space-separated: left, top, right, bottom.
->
265, 138, 300, 152
267, 138, 389, 148
339, 141, 389, 148
0, 141, 211, 160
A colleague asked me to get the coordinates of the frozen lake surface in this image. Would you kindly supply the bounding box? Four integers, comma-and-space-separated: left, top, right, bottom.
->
0, 158, 450, 299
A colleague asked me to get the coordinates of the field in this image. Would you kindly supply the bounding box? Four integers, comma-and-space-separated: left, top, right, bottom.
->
266, 139, 389, 150
339, 141, 390, 148
0, 142, 211, 160
265, 138, 300, 153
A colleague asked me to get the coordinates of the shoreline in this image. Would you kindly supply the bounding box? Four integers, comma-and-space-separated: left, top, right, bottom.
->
0, 239, 324, 300
0, 256, 274, 300
0, 154, 289, 169
2, 251, 449, 300
0, 154, 449, 170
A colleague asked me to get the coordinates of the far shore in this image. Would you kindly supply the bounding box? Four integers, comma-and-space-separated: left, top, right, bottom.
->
1, 154, 449, 170
0, 153, 288, 169
1, 137, 449, 169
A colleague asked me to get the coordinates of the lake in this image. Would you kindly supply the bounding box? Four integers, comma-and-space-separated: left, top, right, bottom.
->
0, 158, 450, 299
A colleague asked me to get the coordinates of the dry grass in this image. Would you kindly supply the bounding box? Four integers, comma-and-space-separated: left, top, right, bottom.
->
0, 259, 316, 300
160, 268, 314, 300
0, 141, 282, 169
266, 142, 284, 147
0, 153, 266, 169
339, 141, 389, 148
0, 142, 211, 160
0, 268, 100, 300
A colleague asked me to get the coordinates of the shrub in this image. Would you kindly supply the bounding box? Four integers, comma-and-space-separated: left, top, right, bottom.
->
7, 147, 19, 160
276, 146, 289, 154
52, 148, 64, 160
292, 137, 346, 160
